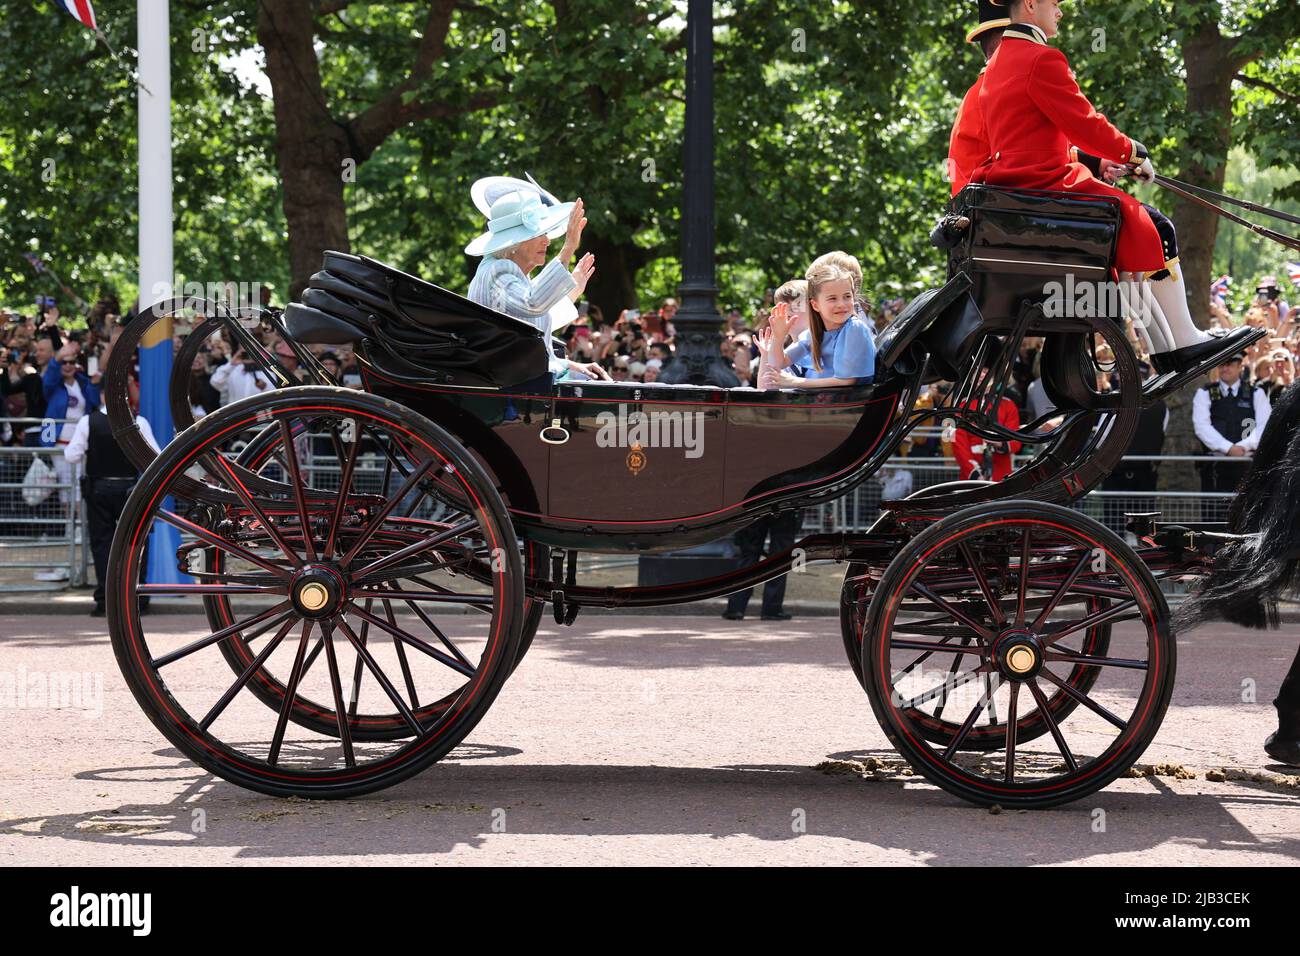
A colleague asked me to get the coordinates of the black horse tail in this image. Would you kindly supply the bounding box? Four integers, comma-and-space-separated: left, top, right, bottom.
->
1175, 381, 1300, 631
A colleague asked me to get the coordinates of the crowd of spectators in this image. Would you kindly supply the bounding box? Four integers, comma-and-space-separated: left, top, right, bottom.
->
2, 299, 111, 446
553, 290, 913, 389
556, 299, 677, 383
0, 269, 933, 436
3, 272, 1295, 465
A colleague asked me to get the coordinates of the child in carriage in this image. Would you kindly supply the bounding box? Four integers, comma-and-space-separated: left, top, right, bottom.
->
751, 279, 808, 381
758, 255, 877, 390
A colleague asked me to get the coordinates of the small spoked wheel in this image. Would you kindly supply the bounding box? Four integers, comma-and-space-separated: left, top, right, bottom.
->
843, 571, 1113, 751
861, 501, 1174, 808
840, 480, 995, 687
108, 386, 524, 798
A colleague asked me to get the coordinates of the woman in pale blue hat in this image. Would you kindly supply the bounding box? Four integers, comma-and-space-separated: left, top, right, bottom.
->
466, 183, 608, 381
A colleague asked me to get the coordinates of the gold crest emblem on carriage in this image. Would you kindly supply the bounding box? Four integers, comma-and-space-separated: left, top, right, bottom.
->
626, 442, 647, 476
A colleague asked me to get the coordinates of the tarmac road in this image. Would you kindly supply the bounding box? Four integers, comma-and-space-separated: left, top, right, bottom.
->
1, 611, 1298, 866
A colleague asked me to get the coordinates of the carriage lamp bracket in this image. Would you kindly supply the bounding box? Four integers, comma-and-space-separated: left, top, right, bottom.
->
550, 549, 581, 625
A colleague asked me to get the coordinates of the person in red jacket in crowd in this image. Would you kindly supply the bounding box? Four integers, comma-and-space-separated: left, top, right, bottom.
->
971, 0, 1254, 375
952, 385, 1022, 481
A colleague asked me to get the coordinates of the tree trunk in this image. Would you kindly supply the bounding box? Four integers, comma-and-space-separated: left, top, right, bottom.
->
1172, 21, 1236, 332
1160, 19, 1237, 486
582, 234, 646, 322
257, 0, 351, 302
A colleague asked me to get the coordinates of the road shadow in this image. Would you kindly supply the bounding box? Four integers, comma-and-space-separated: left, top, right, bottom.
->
5, 745, 1298, 865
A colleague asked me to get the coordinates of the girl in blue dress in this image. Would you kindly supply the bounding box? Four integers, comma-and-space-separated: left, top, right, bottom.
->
759, 260, 877, 389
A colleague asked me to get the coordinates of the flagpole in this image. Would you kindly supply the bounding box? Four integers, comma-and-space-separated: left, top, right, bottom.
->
42, 264, 89, 316
137, 0, 183, 587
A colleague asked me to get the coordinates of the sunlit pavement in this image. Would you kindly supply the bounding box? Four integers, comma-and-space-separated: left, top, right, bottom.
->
1, 612, 1298, 866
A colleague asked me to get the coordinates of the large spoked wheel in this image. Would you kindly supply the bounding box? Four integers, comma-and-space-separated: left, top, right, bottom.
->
107, 386, 524, 798
228, 418, 550, 684
861, 500, 1174, 809
847, 564, 1112, 751
187, 423, 548, 743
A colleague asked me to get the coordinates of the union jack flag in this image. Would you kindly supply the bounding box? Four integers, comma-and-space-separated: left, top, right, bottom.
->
21, 252, 47, 275
1286, 262, 1300, 289
53, 0, 97, 32
1210, 275, 1230, 305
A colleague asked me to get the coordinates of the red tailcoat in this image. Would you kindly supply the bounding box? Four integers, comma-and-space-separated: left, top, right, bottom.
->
948, 72, 988, 197
953, 397, 1022, 482
950, 69, 1107, 198
972, 28, 1164, 273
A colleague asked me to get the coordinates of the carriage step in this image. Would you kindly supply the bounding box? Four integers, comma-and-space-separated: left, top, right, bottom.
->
1140, 327, 1269, 404
1125, 513, 1255, 554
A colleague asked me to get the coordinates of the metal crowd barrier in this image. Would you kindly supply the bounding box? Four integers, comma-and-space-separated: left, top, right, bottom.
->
0, 420, 85, 592
802, 453, 1237, 534
0, 414, 1257, 598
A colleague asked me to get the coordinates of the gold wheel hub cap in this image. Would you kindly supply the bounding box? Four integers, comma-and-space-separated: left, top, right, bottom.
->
1006, 646, 1036, 674
298, 582, 330, 611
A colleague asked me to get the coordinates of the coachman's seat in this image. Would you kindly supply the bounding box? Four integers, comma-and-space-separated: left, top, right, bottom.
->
916, 185, 1123, 379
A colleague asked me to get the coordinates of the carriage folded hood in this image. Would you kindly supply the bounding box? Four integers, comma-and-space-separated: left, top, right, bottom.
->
286, 250, 552, 388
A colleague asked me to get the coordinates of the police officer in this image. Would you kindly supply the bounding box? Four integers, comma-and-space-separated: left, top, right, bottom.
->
64, 398, 159, 616
1102, 360, 1166, 536
1192, 356, 1271, 520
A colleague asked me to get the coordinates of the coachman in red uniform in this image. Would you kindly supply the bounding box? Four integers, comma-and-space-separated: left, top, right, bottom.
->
967, 0, 1255, 375
950, 1, 1161, 362
951, 3, 1118, 198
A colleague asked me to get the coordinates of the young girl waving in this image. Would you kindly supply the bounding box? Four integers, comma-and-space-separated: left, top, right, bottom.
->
759, 261, 877, 390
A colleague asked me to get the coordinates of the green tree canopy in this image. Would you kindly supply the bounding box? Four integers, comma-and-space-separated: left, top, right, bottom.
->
2, 0, 1298, 324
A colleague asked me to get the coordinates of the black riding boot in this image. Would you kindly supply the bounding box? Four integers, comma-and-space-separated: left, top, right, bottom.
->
1265, 642, 1300, 767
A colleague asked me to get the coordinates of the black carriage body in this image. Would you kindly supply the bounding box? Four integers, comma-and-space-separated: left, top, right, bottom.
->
361, 363, 910, 553
277, 194, 1124, 554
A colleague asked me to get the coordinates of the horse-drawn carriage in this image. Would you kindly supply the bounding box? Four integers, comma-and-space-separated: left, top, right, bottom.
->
103, 185, 1266, 808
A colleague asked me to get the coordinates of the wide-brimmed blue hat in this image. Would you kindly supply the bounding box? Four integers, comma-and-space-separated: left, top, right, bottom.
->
465, 189, 573, 257
471, 173, 564, 217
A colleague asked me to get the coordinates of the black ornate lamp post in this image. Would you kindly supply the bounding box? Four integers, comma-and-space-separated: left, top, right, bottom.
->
659, 0, 740, 388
